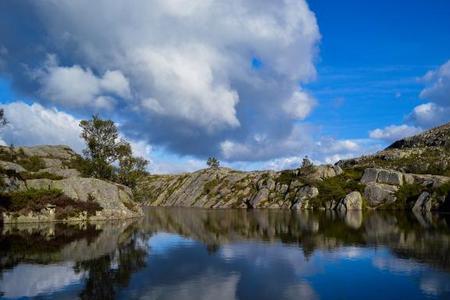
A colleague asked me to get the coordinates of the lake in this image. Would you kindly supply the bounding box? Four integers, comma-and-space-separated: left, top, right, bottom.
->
0, 208, 450, 299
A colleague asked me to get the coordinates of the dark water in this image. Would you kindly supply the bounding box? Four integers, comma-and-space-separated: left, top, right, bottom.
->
1, 208, 450, 299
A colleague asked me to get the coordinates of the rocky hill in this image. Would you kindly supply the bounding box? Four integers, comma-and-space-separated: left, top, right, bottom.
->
0, 145, 142, 223
139, 122, 450, 212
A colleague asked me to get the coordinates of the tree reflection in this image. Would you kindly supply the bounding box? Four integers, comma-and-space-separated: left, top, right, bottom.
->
75, 233, 148, 300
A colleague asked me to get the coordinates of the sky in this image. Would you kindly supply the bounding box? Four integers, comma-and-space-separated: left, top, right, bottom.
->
0, 0, 449, 174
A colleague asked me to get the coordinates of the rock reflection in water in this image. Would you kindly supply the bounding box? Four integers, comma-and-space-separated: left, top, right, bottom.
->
0, 209, 449, 299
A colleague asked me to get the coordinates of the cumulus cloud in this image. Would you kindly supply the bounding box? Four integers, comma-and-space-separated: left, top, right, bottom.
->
409, 60, 450, 128
34, 56, 131, 110
282, 90, 316, 120
369, 124, 422, 142
0, 0, 321, 161
407, 102, 450, 128
420, 60, 450, 106
0, 101, 84, 152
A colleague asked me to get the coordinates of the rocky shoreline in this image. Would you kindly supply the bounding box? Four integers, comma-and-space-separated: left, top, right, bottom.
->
0, 145, 143, 224
140, 122, 450, 212
1, 122, 449, 223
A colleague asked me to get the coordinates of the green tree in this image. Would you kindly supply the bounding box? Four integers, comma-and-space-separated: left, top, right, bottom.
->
79, 115, 148, 185
0, 109, 8, 128
207, 157, 220, 168
80, 115, 122, 179
116, 142, 148, 188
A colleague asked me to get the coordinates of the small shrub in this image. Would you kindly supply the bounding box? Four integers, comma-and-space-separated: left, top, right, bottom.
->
0, 188, 102, 219
204, 178, 219, 195
392, 183, 424, 209
277, 170, 296, 185
435, 181, 450, 198
311, 171, 365, 208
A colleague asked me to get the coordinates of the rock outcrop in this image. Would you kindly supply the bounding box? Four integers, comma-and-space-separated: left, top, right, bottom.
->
0, 145, 142, 223
141, 165, 342, 209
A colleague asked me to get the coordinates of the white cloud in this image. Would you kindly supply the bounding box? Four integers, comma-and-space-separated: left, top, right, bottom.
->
282, 90, 316, 120
407, 102, 450, 128
367, 61, 450, 143
420, 60, 450, 106
0, 101, 84, 152
0, 0, 320, 156
37, 60, 130, 110
369, 124, 422, 142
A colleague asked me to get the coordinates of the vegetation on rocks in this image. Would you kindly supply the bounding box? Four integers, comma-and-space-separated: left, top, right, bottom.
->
0, 188, 103, 219
311, 169, 365, 208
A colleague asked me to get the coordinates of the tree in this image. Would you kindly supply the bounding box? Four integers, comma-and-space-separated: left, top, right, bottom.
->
80, 115, 122, 179
207, 157, 220, 168
301, 155, 313, 169
79, 115, 148, 185
299, 155, 315, 175
0, 109, 8, 128
116, 142, 148, 188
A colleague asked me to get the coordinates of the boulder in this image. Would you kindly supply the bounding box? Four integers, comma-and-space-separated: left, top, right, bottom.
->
249, 188, 269, 208
309, 165, 343, 181
412, 192, 432, 212
364, 183, 398, 207
360, 168, 379, 184
292, 186, 318, 210
0, 161, 26, 173
338, 191, 363, 210
18, 145, 77, 160
377, 169, 403, 186
360, 168, 403, 186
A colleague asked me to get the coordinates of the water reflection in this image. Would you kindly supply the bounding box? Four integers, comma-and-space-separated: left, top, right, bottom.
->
0, 208, 449, 299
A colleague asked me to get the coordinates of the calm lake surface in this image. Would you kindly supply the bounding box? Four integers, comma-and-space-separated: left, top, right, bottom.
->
1, 208, 450, 300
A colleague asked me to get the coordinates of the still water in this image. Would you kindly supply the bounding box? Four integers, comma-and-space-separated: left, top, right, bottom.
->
1, 208, 450, 299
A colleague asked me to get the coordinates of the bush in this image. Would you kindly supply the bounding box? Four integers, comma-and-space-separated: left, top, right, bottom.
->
435, 181, 450, 198
392, 183, 424, 209
0, 188, 103, 219
312, 170, 365, 208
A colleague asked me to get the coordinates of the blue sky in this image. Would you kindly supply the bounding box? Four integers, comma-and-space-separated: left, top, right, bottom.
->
0, 0, 449, 173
